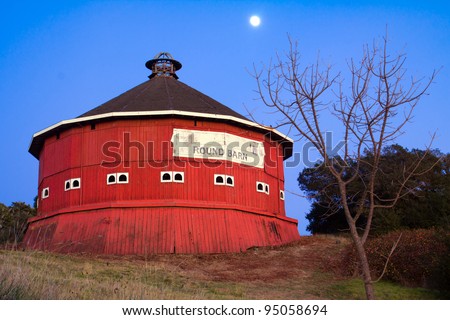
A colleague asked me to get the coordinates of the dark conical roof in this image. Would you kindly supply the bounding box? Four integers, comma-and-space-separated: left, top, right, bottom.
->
29, 53, 293, 160
78, 76, 248, 120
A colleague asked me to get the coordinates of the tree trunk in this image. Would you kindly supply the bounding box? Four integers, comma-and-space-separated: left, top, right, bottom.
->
338, 181, 376, 299
352, 232, 376, 299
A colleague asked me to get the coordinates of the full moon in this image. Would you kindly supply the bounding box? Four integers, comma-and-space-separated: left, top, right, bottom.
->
249, 15, 261, 27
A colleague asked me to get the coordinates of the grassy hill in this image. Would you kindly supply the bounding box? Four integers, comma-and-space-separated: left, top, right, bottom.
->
0, 235, 444, 299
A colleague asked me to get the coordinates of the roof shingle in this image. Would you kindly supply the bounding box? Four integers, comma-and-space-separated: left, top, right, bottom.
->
78, 76, 248, 120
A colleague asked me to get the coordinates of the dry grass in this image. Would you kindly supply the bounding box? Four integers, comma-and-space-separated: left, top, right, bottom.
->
0, 235, 443, 299
0, 250, 209, 299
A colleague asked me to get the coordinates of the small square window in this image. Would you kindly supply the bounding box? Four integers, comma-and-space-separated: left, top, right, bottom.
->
42, 187, 50, 199
256, 181, 270, 195
173, 172, 184, 183
214, 174, 225, 185
107, 173, 116, 185
256, 181, 265, 193
226, 175, 234, 187
161, 171, 172, 182
71, 178, 81, 189
280, 190, 285, 200
117, 172, 129, 184
64, 180, 71, 191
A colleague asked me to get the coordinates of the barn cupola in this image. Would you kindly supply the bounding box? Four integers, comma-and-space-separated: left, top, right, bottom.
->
145, 52, 182, 80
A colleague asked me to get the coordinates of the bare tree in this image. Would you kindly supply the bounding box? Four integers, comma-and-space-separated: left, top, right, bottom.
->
253, 35, 437, 299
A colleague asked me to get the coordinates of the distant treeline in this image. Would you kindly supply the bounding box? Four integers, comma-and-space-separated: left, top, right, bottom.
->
0, 202, 36, 244
300, 144, 450, 291
299, 144, 450, 235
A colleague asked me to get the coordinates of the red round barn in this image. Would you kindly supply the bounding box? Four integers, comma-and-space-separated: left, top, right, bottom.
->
24, 53, 300, 254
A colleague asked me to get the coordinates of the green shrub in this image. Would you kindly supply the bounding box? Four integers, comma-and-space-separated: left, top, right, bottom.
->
343, 228, 450, 291
0, 202, 36, 245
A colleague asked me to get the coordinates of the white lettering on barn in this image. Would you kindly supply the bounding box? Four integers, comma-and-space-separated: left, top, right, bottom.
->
171, 128, 265, 168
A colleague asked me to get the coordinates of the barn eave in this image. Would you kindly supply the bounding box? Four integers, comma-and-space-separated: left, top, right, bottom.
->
28, 110, 294, 160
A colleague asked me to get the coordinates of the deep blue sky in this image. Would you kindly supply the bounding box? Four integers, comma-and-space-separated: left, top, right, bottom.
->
1, 0, 449, 235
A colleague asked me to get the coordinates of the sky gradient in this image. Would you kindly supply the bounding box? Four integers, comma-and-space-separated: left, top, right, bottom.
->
1, 0, 449, 234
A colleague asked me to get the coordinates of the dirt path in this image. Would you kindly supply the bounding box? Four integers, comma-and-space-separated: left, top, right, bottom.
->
124, 235, 350, 299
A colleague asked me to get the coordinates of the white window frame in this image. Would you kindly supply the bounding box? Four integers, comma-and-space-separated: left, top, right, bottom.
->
71, 178, 81, 189
214, 174, 226, 185
256, 181, 270, 195
42, 187, 50, 199
161, 171, 185, 183
280, 190, 285, 200
65, 178, 81, 190
214, 174, 234, 187
172, 171, 185, 183
256, 181, 265, 193
161, 171, 173, 182
107, 173, 117, 185
225, 175, 234, 187
117, 172, 129, 184
64, 179, 71, 191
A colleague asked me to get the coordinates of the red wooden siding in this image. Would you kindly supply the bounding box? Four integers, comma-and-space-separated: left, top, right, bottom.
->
28, 117, 300, 254
24, 207, 299, 254
37, 119, 288, 217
